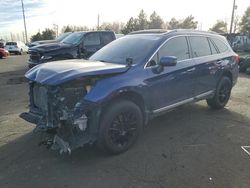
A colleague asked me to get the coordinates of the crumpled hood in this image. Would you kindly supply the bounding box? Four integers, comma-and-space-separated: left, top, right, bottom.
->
29, 42, 72, 52
31, 40, 56, 45
25, 59, 129, 85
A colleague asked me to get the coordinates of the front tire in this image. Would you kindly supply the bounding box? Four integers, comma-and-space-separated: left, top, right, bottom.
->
97, 99, 143, 154
207, 76, 232, 110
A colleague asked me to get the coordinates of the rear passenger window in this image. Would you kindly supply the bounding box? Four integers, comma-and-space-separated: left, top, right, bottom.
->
158, 36, 189, 61
84, 33, 100, 46
211, 38, 228, 53
189, 36, 211, 57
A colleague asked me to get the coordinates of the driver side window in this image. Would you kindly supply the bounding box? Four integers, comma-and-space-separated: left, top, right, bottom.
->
158, 36, 190, 61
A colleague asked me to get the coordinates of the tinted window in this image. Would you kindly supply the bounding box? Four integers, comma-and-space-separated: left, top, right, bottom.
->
90, 35, 161, 65
61, 32, 84, 45
6, 42, 17, 45
158, 36, 189, 61
211, 38, 228, 53
208, 39, 218, 54
102, 33, 114, 45
189, 36, 211, 57
84, 33, 100, 46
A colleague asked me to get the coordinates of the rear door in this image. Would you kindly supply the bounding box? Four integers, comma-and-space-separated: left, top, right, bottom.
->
83, 32, 101, 58
210, 37, 234, 85
146, 36, 197, 111
188, 36, 218, 96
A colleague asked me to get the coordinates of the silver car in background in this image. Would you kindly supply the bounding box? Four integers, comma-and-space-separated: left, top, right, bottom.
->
5, 41, 29, 55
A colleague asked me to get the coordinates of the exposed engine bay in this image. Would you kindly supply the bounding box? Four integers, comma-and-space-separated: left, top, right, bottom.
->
20, 78, 102, 154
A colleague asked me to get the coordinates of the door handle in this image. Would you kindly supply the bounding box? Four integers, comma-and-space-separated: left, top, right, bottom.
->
187, 67, 196, 72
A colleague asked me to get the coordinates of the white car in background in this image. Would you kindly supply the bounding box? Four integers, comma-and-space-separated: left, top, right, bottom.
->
5, 41, 29, 55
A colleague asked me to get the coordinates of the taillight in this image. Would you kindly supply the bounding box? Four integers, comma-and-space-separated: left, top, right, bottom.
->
233, 54, 240, 64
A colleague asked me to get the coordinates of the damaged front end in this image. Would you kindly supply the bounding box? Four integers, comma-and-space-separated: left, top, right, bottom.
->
20, 80, 100, 154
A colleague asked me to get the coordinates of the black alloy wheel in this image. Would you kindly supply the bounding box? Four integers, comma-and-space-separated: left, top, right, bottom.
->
98, 99, 143, 154
207, 76, 232, 110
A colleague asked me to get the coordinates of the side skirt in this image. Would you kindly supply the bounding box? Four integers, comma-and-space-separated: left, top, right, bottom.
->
152, 90, 214, 116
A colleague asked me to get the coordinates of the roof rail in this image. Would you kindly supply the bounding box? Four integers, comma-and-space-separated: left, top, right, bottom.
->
169, 29, 218, 34
129, 29, 169, 35
128, 29, 219, 35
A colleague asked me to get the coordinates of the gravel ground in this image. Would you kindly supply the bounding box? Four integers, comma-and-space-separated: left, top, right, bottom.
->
0, 55, 250, 188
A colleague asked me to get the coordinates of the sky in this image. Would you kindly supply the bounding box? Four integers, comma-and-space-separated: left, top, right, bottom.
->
0, 0, 249, 41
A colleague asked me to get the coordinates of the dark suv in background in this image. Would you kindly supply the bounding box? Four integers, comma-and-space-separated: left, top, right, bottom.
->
28, 31, 116, 68
28, 32, 72, 48
21, 29, 239, 154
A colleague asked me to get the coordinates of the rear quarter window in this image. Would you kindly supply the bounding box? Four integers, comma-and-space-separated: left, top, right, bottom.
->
211, 38, 228, 53
208, 39, 218, 54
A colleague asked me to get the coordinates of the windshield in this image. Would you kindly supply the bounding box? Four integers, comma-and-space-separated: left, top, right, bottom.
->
56, 32, 72, 42
60, 32, 85, 45
89, 35, 162, 65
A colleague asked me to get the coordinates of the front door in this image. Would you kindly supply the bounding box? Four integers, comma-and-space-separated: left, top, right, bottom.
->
145, 36, 197, 111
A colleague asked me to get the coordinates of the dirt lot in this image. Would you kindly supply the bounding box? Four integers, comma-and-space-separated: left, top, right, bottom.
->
0, 55, 250, 188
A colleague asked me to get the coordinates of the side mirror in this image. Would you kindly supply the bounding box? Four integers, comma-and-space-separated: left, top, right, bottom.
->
159, 56, 177, 67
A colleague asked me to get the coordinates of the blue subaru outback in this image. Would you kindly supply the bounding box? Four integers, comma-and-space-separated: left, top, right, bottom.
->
21, 30, 239, 154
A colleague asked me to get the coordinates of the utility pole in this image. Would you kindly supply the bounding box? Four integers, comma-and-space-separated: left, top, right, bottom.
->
22, 32, 25, 42
21, 0, 28, 43
229, 0, 236, 34
97, 14, 100, 30
10, 33, 13, 41
53, 24, 59, 37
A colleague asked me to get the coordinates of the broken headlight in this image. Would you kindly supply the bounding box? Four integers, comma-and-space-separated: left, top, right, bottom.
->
56, 84, 87, 110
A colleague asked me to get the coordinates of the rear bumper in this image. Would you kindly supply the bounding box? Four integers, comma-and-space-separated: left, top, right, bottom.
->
8, 49, 21, 53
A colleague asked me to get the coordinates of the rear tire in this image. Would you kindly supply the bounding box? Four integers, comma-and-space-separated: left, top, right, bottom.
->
97, 99, 143, 154
206, 76, 232, 110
